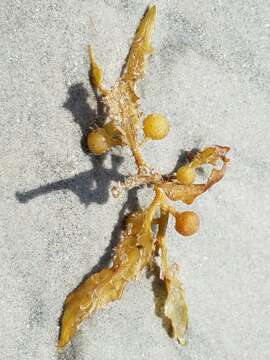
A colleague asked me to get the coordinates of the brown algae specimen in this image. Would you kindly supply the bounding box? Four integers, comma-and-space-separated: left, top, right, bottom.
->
58, 5, 230, 349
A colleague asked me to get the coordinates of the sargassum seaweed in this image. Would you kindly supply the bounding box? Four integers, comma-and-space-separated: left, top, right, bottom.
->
58, 5, 230, 349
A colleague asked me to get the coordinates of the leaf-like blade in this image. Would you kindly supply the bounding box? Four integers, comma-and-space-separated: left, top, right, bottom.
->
163, 269, 188, 345
157, 209, 188, 345
122, 5, 156, 83
95, 6, 156, 169
159, 146, 230, 204
89, 47, 107, 95
58, 191, 161, 349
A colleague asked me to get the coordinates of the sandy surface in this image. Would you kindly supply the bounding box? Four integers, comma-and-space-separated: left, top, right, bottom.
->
1, 1, 270, 359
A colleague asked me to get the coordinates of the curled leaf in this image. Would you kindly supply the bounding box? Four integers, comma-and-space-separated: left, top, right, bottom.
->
58, 191, 161, 349
189, 145, 230, 168
159, 146, 230, 204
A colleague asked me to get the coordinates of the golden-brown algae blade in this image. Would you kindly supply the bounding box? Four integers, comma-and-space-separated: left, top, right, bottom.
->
156, 208, 188, 345
122, 5, 156, 84
163, 270, 188, 345
91, 6, 156, 170
58, 192, 161, 349
89, 47, 108, 95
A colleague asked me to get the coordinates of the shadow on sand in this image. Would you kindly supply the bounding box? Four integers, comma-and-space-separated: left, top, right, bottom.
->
16, 82, 193, 357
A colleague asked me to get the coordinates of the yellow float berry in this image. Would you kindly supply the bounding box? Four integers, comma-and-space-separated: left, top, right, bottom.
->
176, 166, 196, 185
143, 114, 169, 140
175, 211, 200, 237
87, 129, 110, 155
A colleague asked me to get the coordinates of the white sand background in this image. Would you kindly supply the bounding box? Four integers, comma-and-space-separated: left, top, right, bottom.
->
1, 0, 270, 359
